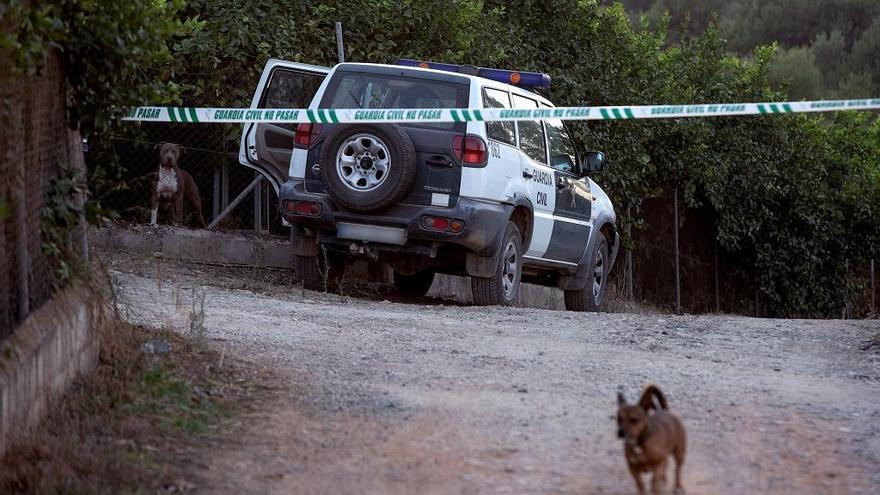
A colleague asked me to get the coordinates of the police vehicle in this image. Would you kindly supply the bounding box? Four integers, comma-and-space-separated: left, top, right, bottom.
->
239, 59, 618, 311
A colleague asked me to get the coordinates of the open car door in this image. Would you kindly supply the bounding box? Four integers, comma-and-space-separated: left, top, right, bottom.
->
239, 59, 330, 192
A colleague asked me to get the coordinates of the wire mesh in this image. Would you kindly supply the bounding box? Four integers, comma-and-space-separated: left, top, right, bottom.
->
86, 69, 286, 236
1, 49, 77, 338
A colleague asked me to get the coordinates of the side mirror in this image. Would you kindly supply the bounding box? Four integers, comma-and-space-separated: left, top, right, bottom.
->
580, 151, 606, 176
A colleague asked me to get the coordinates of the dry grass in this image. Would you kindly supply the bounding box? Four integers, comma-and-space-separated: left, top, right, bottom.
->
0, 317, 274, 494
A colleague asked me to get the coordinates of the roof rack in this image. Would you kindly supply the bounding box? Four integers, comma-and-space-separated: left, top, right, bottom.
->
397, 59, 551, 90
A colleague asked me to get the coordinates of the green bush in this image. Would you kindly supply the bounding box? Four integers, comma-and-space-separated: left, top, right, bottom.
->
1, 0, 197, 135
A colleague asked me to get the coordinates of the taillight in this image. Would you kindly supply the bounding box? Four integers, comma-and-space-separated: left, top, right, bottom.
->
283, 200, 322, 217
452, 135, 487, 166
294, 123, 322, 148
422, 216, 464, 233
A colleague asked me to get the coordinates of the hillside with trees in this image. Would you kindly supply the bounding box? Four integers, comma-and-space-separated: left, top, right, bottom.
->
614, 0, 880, 99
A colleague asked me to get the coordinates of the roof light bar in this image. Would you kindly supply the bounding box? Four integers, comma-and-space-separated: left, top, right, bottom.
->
397, 59, 551, 90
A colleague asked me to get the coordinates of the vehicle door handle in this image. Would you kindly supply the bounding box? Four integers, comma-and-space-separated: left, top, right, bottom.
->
522, 170, 534, 179
426, 156, 451, 168
556, 178, 567, 189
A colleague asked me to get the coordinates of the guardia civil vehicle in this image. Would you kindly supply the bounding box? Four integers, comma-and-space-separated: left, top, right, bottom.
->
239, 59, 618, 311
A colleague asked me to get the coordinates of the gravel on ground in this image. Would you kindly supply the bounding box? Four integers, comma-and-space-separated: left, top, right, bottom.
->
109, 254, 880, 495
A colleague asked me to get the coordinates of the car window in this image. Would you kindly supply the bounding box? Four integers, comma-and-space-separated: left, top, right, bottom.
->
545, 118, 577, 173
320, 71, 468, 131
512, 94, 547, 164
258, 68, 325, 130
482, 88, 515, 146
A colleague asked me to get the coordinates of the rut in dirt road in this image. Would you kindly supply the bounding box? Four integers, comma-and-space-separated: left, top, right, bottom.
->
114, 266, 880, 495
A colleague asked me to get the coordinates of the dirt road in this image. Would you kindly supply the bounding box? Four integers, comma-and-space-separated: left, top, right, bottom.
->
112, 259, 880, 494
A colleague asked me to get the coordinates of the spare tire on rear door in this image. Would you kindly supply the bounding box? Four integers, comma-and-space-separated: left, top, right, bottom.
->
320, 124, 417, 212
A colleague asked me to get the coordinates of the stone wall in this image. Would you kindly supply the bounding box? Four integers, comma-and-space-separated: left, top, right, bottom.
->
0, 286, 100, 456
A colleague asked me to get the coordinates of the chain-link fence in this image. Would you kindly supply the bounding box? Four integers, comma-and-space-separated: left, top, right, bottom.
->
86, 69, 287, 236
616, 194, 878, 317
1, 48, 85, 339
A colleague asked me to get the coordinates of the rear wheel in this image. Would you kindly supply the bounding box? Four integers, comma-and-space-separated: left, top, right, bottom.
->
472, 222, 522, 306
393, 269, 435, 297
564, 231, 608, 312
295, 249, 345, 292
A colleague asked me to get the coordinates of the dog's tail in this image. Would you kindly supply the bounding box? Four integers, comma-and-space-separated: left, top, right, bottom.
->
638, 384, 668, 411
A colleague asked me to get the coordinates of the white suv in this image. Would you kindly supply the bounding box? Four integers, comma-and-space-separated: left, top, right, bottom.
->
239, 59, 618, 311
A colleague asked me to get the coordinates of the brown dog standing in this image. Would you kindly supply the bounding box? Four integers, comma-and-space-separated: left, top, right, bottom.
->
150, 143, 206, 227
617, 385, 687, 494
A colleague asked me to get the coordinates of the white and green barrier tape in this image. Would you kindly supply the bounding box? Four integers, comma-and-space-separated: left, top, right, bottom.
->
124, 98, 880, 124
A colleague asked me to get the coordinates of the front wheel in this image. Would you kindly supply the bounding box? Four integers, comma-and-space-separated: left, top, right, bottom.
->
564, 231, 608, 312
472, 222, 522, 306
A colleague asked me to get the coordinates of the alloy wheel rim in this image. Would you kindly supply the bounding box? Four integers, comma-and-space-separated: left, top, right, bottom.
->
501, 240, 518, 299
336, 133, 391, 191
592, 249, 605, 305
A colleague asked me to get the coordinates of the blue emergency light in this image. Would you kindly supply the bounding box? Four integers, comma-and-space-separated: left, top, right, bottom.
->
397, 59, 551, 90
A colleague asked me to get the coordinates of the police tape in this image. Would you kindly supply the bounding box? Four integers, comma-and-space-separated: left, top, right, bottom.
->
123, 98, 880, 124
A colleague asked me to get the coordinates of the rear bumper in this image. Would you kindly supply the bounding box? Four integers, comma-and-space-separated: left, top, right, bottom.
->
279, 180, 511, 256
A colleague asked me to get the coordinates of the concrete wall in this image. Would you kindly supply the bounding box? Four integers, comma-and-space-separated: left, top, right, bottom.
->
92, 224, 296, 268
0, 286, 99, 456
93, 225, 566, 310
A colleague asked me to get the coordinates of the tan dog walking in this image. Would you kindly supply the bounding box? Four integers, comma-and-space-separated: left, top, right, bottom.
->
617, 385, 687, 494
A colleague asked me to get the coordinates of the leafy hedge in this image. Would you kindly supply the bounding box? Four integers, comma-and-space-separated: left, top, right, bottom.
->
5, 0, 879, 316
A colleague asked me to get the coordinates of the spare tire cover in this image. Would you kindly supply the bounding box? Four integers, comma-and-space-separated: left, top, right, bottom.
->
319, 123, 417, 212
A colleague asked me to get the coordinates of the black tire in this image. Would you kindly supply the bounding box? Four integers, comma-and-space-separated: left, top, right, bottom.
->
295, 250, 345, 292
471, 222, 522, 306
320, 124, 417, 212
564, 231, 609, 312
393, 269, 435, 298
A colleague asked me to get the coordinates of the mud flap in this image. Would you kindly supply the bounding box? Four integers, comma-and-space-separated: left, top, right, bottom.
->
466, 251, 500, 278
292, 228, 319, 257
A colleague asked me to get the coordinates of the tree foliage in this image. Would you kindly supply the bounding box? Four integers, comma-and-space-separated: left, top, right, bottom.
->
615, 0, 880, 98
1, 0, 197, 135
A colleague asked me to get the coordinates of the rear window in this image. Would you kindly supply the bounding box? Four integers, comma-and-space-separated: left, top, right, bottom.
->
320, 71, 469, 130
482, 88, 515, 146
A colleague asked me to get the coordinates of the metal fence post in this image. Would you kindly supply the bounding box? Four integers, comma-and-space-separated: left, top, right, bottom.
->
207, 175, 263, 230
714, 238, 720, 313
335, 22, 345, 63
212, 167, 221, 221
625, 205, 633, 301
871, 258, 876, 315
221, 162, 229, 209
673, 186, 681, 313
10, 103, 29, 319
253, 171, 262, 233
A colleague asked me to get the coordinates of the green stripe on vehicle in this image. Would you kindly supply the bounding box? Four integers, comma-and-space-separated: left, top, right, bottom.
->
770, 104, 780, 113
306, 109, 317, 123
611, 108, 623, 119
188, 108, 199, 123
328, 109, 339, 123
624, 108, 635, 119
758, 104, 767, 114
474, 109, 484, 121
166, 107, 177, 122
783, 104, 793, 113
451, 110, 462, 123
600, 108, 611, 119
462, 109, 472, 121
